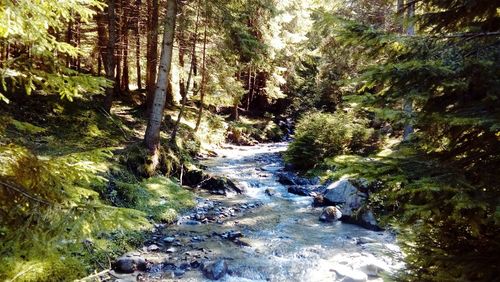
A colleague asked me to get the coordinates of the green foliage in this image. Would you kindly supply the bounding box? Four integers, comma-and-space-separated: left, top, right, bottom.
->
0, 99, 196, 281
314, 0, 500, 280
323, 142, 500, 281
0, 0, 109, 101
284, 111, 375, 171
102, 170, 195, 223
227, 117, 283, 145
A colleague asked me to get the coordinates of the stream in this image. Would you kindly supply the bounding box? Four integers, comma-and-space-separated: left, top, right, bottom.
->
112, 143, 404, 281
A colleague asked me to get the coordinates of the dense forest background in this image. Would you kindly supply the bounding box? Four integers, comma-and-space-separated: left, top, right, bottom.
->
0, 0, 499, 280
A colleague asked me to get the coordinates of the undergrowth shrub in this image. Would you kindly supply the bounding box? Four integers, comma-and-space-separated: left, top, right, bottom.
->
284, 111, 375, 171
227, 117, 283, 145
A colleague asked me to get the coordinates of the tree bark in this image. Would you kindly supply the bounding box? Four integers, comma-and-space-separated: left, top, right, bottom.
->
145, 0, 159, 112
122, 34, 130, 92
402, 0, 414, 141
114, 0, 124, 96
194, 20, 208, 132
103, 0, 118, 112
122, 11, 130, 93
144, 0, 177, 155
135, 0, 142, 90
171, 5, 201, 142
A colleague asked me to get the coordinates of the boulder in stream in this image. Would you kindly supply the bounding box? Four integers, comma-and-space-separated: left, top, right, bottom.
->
277, 172, 318, 186
265, 188, 277, 196
112, 252, 148, 273
322, 179, 381, 231
319, 206, 342, 222
200, 176, 244, 195
332, 264, 368, 282
183, 168, 244, 195
287, 185, 312, 196
312, 194, 336, 207
202, 259, 228, 280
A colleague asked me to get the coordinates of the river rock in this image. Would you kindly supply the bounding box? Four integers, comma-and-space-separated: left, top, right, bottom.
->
312, 194, 336, 207
277, 172, 316, 186
113, 253, 148, 273
200, 176, 244, 195
322, 179, 381, 230
147, 244, 160, 251
323, 179, 365, 205
265, 188, 277, 196
182, 168, 243, 195
319, 206, 342, 222
163, 236, 176, 244
356, 236, 377, 245
287, 185, 311, 196
166, 247, 177, 253
202, 259, 228, 280
332, 264, 368, 282
358, 261, 389, 277
182, 168, 205, 187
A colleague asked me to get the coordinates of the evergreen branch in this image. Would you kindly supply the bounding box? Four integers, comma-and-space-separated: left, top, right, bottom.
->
413, 32, 500, 39
0, 180, 52, 205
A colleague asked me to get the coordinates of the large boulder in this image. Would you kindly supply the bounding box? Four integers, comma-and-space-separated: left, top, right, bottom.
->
332, 264, 368, 282
202, 259, 228, 280
323, 179, 366, 205
277, 172, 318, 186
312, 194, 336, 207
319, 206, 342, 222
183, 167, 243, 195
112, 252, 148, 273
322, 179, 381, 231
182, 168, 205, 187
287, 186, 312, 196
265, 188, 277, 196
200, 176, 244, 195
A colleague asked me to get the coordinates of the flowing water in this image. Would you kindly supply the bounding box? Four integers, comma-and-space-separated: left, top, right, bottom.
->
136, 143, 404, 281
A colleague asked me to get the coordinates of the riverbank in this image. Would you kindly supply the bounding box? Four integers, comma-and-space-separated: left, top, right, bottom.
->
0, 96, 284, 281
96, 143, 404, 281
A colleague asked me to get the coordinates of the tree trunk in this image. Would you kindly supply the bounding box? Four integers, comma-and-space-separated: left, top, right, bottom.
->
194, 21, 208, 132
76, 18, 81, 71
232, 102, 239, 121
397, 0, 405, 33
145, 0, 159, 113
135, 0, 142, 90
402, 0, 414, 141
144, 0, 177, 156
165, 75, 174, 109
122, 22, 130, 92
66, 21, 73, 68
171, 5, 200, 142
104, 0, 118, 112
178, 30, 186, 102
98, 54, 102, 75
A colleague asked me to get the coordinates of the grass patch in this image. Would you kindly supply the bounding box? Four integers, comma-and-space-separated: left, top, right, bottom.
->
0, 97, 195, 281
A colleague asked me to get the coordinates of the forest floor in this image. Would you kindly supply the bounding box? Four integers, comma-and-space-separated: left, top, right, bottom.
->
0, 95, 282, 281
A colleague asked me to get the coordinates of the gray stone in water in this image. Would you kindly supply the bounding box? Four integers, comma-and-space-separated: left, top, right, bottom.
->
358, 261, 388, 277
323, 179, 366, 206
183, 220, 202, 225
287, 185, 312, 196
202, 259, 228, 280
166, 247, 177, 253
319, 206, 342, 222
163, 237, 176, 244
332, 264, 368, 282
356, 236, 377, 245
113, 253, 147, 273
323, 179, 382, 230
265, 188, 277, 196
173, 268, 186, 277
147, 244, 160, 251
